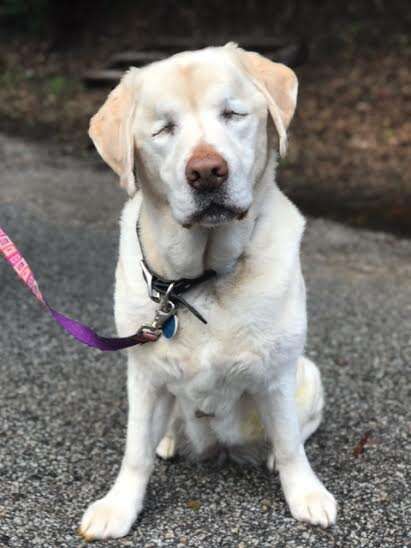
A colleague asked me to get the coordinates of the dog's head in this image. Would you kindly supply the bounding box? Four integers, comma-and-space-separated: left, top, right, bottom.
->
89, 44, 297, 227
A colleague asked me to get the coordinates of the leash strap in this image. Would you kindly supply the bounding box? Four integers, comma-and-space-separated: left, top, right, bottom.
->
0, 227, 157, 351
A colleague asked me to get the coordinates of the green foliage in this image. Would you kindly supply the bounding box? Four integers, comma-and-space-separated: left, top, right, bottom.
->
47, 75, 66, 96
46, 75, 82, 96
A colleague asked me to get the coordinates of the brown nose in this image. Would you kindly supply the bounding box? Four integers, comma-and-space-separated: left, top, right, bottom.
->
185, 147, 229, 191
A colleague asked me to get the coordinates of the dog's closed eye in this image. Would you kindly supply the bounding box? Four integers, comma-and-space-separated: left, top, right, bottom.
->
221, 109, 248, 121
152, 121, 176, 137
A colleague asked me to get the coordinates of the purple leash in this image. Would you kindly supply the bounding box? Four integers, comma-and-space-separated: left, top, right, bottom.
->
0, 227, 158, 351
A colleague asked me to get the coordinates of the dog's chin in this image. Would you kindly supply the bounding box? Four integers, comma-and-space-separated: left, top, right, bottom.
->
183, 203, 248, 228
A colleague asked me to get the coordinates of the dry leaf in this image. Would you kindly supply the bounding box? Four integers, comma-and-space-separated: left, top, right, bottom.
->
186, 499, 201, 511
353, 431, 372, 457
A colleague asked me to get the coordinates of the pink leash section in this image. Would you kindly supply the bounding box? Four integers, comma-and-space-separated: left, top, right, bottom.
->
0, 227, 157, 351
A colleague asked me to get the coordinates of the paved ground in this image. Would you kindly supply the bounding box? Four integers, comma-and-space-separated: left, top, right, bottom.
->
0, 134, 410, 547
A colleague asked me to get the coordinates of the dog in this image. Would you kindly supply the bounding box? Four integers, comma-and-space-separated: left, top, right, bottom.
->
79, 43, 337, 540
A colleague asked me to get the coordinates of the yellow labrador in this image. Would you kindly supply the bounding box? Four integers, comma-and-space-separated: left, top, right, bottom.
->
80, 43, 336, 540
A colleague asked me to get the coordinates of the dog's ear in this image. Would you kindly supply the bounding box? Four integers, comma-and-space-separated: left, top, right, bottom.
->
231, 45, 298, 157
89, 69, 140, 195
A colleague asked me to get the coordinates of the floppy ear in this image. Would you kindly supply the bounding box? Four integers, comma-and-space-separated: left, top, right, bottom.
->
89, 68, 139, 195
232, 46, 298, 157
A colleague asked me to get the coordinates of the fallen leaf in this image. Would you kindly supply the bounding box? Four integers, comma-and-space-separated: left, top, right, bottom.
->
353, 431, 372, 457
186, 499, 201, 511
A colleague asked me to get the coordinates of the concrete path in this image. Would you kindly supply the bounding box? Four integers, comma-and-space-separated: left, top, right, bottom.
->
0, 134, 410, 547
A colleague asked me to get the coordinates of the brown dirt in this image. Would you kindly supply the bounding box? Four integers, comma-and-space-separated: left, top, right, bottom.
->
281, 46, 411, 235
0, 2, 410, 235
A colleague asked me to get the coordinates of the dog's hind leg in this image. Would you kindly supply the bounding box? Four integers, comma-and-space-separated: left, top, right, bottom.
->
295, 356, 324, 443
157, 399, 218, 460
156, 400, 179, 460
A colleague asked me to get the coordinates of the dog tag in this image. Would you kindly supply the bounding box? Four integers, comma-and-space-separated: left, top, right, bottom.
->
162, 315, 178, 339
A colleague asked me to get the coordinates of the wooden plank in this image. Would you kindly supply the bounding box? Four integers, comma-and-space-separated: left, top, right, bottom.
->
108, 41, 308, 70
83, 41, 308, 87
132, 37, 288, 51
108, 51, 168, 68
83, 69, 124, 87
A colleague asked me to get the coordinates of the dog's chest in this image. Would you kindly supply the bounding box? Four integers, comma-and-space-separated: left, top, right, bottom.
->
116, 226, 305, 413
147, 291, 276, 414
119, 265, 290, 407
162, 337, 257, 416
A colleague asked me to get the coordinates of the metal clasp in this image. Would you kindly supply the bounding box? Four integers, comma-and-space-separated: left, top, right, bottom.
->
138, 283, 177, 338
152, 295, 176, 330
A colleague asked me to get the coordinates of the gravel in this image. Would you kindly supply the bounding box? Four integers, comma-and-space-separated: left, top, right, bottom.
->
0, 134, 410, 547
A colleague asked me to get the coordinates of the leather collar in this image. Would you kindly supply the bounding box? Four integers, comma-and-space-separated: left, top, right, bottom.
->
137, 222, 216, 324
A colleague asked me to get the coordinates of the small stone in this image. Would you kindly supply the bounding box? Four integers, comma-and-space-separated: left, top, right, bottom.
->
260, 498, 271, 512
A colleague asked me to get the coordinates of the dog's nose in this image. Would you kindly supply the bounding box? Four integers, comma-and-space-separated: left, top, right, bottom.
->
185, 151, 229, 191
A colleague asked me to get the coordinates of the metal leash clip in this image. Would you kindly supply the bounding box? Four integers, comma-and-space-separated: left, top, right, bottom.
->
139, 283, 179, 340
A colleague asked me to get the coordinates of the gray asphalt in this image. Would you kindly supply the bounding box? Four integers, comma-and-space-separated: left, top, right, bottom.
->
0, 134, 410, 547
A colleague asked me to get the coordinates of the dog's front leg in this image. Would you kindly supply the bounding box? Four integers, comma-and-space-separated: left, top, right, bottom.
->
80, 353, 173, 541
256, 365, 337, 528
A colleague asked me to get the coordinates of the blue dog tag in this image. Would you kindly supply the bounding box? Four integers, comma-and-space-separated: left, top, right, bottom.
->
162, 315, 178, 339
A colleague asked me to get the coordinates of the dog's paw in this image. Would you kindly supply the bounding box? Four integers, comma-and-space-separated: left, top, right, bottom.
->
79, 496, 138, 541
156, 434, 176, 460
287, 485, 337, 528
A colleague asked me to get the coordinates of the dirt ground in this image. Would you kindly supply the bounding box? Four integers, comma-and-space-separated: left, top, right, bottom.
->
0, 1, 410, 234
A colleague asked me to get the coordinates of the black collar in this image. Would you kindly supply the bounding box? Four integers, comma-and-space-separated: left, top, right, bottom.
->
137, 222, 216, 324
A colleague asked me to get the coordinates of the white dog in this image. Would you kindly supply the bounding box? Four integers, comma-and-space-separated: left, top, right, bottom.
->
79, 43, 337, 541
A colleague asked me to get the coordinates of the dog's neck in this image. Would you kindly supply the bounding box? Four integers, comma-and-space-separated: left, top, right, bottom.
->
137, 160, 275, 281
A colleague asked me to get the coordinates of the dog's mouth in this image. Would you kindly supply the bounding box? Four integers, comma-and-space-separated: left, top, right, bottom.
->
184, 203, 248, 228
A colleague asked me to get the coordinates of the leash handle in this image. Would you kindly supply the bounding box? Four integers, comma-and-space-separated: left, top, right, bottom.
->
0, 227, 46, 304
0, 227, 157, 351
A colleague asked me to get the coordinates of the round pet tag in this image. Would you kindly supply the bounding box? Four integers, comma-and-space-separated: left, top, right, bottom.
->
162, 315, 179, 339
